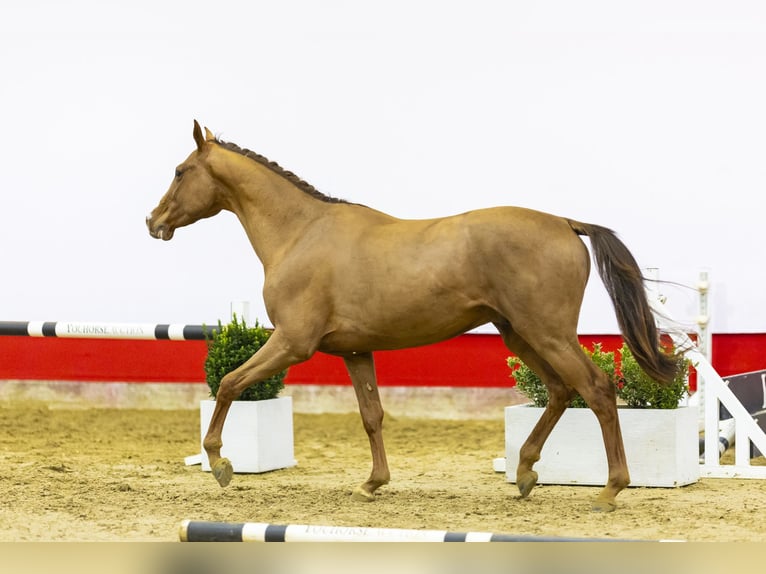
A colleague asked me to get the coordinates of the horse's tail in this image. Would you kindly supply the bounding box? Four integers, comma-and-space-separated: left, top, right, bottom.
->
568, 219, 678, 385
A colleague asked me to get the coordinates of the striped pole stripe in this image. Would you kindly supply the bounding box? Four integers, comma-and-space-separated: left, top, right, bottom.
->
0, 321, 216, 341
178, 520, 637, 543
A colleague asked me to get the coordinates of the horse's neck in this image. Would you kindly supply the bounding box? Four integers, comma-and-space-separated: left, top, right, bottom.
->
212, 151, 327, 265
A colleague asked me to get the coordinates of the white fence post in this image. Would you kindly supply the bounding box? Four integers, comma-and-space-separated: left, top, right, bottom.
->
695, 270, 711, 428
647, 281, 766, 479
230, 301, 251, 325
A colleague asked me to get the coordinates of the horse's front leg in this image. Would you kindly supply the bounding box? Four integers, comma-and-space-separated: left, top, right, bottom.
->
203, 331, 309, 488
343, 352, 390, 501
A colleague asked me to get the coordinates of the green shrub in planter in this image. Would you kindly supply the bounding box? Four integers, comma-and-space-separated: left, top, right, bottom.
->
617, 345, 690, 408
204, 315, 286, 401
508, 343, 617, 408
507, 342, 690, 409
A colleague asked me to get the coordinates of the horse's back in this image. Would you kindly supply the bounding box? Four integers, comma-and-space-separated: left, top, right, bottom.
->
345, 204, 579, 250
431, 206, 590, 276
302, 203, 590, 296
296, 204, 591, 352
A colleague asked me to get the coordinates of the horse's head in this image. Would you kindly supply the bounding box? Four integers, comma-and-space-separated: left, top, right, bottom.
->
146, 120, 225, 241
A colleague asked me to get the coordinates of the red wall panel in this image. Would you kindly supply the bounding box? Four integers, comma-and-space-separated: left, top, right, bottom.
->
0, 333, 763, 388
0, 337, 208, 383
710, 333, 766, 377
0, 333, 629, 387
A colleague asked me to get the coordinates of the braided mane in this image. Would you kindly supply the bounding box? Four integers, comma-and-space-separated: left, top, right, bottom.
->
214, 139, 351, 204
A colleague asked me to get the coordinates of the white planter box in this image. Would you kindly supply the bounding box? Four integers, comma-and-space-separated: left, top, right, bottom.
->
505, 405, 699, 487
200, 397, 296, 474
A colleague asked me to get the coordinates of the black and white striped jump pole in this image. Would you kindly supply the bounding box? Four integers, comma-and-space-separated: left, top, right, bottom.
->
0, 320, 216, 341
178, 520, 646, 543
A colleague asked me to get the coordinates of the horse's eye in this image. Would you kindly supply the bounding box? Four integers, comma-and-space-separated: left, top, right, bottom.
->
175, 168, 184, 179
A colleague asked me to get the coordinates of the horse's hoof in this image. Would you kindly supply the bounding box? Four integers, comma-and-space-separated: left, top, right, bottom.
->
351, 486, 376, 502
212, 458, 233, 488
591, 498, 617, 513
516, 470, 538, 499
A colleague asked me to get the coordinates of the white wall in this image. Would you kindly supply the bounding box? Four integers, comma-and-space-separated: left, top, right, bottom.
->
1, 1, 764, 334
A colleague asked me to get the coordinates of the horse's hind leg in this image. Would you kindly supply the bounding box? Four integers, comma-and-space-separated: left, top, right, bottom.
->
524, 338, 630, 512
343, 352, 390, 501
570, 364, 629, 512
498, 325, 576, 499
516, 382, 576, 499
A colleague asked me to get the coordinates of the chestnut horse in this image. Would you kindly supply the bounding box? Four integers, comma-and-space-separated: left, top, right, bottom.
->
147, 121, 677, 512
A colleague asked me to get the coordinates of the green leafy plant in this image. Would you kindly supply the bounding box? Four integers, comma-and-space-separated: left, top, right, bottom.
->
508, 343, 689, 409
617, 345, 690, 408
508, 343, 617, 408
203, 315, 286, 401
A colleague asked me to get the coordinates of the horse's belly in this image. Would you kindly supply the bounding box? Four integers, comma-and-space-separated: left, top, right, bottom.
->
318, 306, 496, 354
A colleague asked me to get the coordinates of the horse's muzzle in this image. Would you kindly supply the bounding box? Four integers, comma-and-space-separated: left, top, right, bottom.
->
146, 215, 174, 241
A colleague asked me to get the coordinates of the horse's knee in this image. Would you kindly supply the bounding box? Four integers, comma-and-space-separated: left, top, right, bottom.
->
364, 413, 384, 436
358, 399, 384, 434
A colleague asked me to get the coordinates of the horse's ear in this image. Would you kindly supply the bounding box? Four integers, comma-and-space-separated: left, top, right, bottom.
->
204, 127, 216, 142
193, 120, 205, 150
